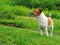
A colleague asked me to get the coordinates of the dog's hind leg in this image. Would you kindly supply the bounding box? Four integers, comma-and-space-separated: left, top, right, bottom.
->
50, 21, 54, 36
50, 25, 53, 36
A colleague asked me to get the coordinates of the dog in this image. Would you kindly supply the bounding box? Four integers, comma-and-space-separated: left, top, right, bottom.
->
30, 8, 53, 36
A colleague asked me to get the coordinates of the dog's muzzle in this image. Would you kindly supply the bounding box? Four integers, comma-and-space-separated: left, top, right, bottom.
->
30, 12, 35, 16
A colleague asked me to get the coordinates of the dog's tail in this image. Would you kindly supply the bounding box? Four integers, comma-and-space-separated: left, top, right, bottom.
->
48, 13, 52, 17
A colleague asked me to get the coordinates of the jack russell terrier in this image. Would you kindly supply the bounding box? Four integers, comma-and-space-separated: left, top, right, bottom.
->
30, 8, 53, 36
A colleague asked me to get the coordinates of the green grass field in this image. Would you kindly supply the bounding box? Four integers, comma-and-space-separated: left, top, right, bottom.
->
0, 20, 60, 45
0, 16, 60, 45
0, 8, 60, 45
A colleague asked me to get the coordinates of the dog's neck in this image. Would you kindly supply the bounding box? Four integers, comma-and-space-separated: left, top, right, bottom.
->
37, 12, 47, 20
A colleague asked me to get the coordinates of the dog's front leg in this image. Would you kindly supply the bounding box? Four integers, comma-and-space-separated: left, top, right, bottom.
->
45, 28, 49, 36
40, 27, 43, 35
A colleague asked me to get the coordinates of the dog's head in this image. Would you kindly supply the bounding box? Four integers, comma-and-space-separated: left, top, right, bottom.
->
30, 8, 43, 16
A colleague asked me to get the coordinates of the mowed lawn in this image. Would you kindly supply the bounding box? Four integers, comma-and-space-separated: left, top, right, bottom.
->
0, 16, 60, 45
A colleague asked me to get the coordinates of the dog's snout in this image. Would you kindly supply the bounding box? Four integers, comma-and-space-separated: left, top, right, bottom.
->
30, 12, 33, 15
30, 12, 34, 16
30, 12, 36, 16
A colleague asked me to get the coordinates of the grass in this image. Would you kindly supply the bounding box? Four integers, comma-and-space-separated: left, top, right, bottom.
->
0, 5, 60, 19
0, 16, 60, 30
44, 10, 60, 19
0, 16, 39, 30
0, 13, 60, 45
0, 25, 60, 45
0, 5, 32, 15
0, 15, 60, 45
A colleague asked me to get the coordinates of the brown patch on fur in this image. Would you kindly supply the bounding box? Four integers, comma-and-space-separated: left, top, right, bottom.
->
32, 8, 42, 16
48, 17, 52, 26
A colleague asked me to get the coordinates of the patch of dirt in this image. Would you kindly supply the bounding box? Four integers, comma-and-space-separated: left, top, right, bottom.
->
0, 23, 23, 28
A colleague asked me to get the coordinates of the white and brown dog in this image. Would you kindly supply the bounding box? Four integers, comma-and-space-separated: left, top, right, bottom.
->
30, 8, 53, 36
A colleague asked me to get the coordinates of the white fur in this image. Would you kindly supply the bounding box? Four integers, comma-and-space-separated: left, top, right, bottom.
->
37, 12, 53, 36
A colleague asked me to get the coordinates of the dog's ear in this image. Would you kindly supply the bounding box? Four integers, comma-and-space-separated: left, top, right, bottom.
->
39, 8, 43, 11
